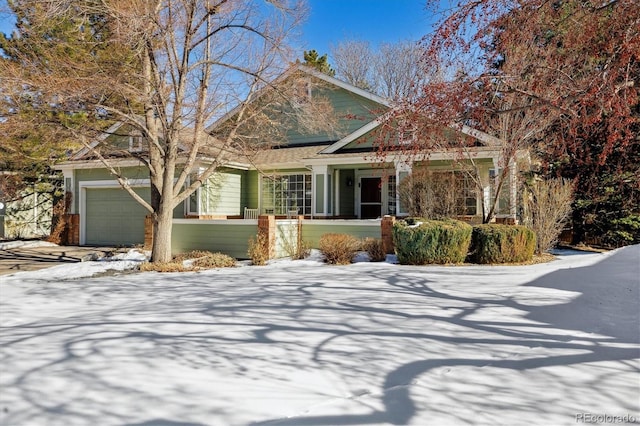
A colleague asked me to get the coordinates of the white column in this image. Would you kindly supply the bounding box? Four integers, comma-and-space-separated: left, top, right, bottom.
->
509, 161, 518, 220
62, 169, 75, 214
312, 165, 330, 217
334, 169, 340, 217
394, 158, 412, 216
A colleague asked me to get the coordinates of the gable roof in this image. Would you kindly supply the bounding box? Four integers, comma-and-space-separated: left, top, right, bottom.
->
320, 113, 504, 155
71, 121, 128, 160
205, 63, 391, 135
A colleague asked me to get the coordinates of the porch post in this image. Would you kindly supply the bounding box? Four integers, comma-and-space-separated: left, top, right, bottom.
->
509, 161, 518, 222
312, 165, 331, 217
381, 215, 396, 254
394, 158, 412, 216
61, 169, 75, 214
334, 169, 340, 217
258, 214, 276, 259
487, 157, 500, 221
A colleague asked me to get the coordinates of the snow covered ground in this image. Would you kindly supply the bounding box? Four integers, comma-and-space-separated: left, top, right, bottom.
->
1, 245, 638, 426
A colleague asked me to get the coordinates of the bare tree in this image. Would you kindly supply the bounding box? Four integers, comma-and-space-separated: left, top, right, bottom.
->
1, 0, 335, 262
375, 41, 436, 101
330, 39, 375, 92
397, 169, 462, 219
331, 39, 439, 101
522, 177, 574, 254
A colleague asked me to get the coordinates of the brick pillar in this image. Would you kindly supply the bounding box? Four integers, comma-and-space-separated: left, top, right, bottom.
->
65, 214, 80, 245
144, 215, 154, 250
258, 215, 276, 259
381, 215, 396, 254
297, 215, 304, 254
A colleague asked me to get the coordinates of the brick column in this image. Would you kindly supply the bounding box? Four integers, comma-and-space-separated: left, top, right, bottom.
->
65, 214, 80, 245
144, 215, 154, 250
381, 215, 396, 254
297, 215, 304, 255
258, 215, 276, 259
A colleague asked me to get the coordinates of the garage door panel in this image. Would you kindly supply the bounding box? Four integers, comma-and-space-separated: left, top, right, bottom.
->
85, 188, 150, 246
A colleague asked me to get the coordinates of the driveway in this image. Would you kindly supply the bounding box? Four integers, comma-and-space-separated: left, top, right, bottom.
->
0, 242, 121, 276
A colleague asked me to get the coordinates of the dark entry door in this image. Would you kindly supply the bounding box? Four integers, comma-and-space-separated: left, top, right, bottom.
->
360, 177, 381, 219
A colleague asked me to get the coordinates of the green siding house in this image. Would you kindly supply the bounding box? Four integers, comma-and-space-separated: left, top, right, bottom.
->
55, 65, 522, 247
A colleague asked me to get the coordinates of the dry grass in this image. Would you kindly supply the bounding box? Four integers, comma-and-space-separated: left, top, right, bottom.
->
192, 252, 236, 268
469, 252, 556, 266
139, 250, 236, 272
248, 233, 270, 265
139, 262, 188, 273
172, 250, 212, 262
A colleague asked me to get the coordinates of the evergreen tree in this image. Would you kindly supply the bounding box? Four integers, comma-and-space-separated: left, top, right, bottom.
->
302, 49, 335, 76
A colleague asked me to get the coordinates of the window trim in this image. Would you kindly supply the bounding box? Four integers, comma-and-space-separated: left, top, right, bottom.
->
260, 173, 312, 216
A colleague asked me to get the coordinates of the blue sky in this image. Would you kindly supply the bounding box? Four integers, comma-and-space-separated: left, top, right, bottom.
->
298, 0, 435, 59
0, 0, 437, 60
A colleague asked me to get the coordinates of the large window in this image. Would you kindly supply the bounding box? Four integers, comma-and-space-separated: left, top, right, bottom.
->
387, 175, 397, 215
489, 168, 511, 215
261, 174, 311, 215
456, 173, 478, 216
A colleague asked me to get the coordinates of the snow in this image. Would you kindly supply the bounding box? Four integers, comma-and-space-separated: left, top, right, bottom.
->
0, 240, 58, 250
0, 248, 148, 281
1, 245, 638, 426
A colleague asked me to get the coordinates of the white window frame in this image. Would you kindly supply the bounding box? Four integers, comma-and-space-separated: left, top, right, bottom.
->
260, 173, 312, 216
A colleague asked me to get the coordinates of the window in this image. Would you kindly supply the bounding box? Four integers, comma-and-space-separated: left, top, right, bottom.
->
397, 120, 417, 146
187, 174, 218, 215
261, 174, 311, 215
129, 134, 144, 152
292, 79, 312, 108
489, 168, 511, 215
454, 173, 478, 216
387, 175, 397, 215
430, 171, 477, 216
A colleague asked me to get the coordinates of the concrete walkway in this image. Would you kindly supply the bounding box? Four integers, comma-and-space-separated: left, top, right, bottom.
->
0, 243, 121, 276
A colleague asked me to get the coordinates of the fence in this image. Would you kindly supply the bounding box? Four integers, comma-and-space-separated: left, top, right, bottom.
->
163, 216, 392, 260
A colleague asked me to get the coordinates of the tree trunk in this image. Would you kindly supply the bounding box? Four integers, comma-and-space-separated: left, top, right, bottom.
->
151, 207, 174, 263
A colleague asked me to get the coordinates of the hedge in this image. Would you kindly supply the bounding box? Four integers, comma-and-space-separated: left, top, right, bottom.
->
392, 218, 472, 265
471, 224, 536, 264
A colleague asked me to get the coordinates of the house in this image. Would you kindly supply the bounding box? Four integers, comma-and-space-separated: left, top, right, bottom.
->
54, 65, 523, 248
0, 176, 55, 240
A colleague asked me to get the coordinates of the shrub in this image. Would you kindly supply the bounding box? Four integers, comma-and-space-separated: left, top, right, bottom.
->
602, 214, 640, 247
289, 240, 311, 260
139, 250, 236, 272
362, 237, 386, 262
173, 250, 213, 262
471, 224, 536, 264
279, 223, 311, 259
318, 233, 361, 265
192, 252, 236, 269
248, 232, 270, 266
522, 178, 573, 254
392, 218, 472, 265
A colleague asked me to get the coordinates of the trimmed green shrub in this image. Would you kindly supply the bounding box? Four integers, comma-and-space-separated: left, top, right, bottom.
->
471, 224, 536, 264
392, 218, 472, 265
319, 233, 361, 265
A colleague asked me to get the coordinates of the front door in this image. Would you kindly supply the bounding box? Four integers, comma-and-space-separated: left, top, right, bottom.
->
360, 177, 382, 219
